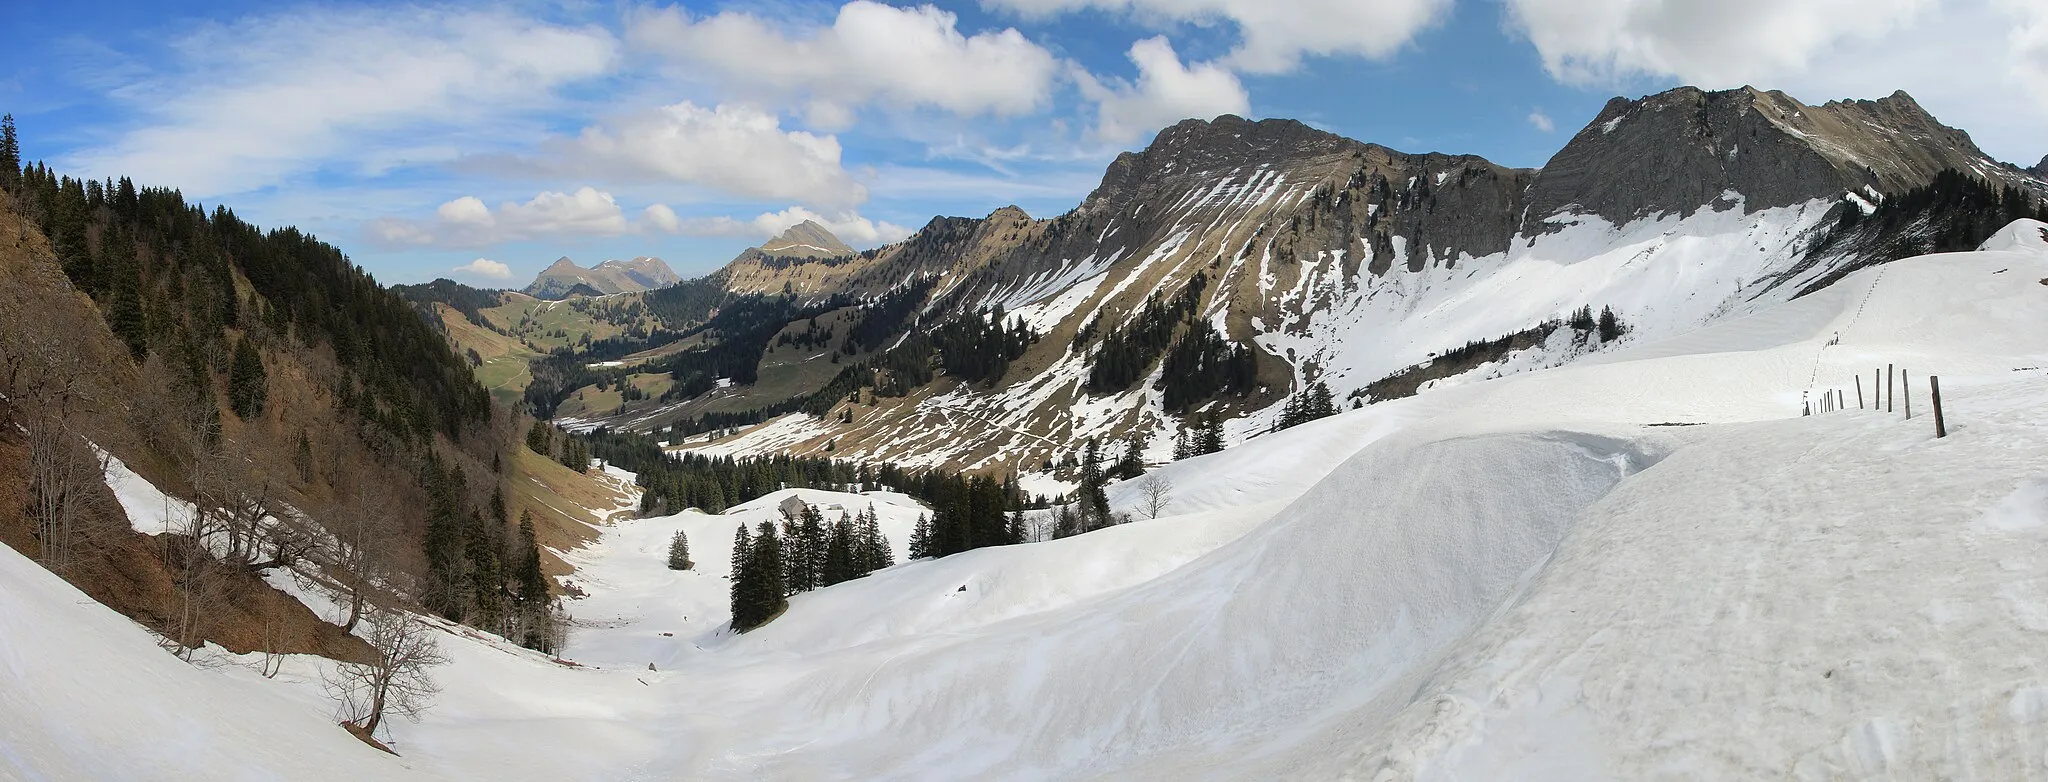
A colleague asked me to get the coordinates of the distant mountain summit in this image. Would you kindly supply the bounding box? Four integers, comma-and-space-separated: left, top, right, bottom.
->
523, 256, 680, 299
1524, 87, 2024, 230
757, 220, 856, 259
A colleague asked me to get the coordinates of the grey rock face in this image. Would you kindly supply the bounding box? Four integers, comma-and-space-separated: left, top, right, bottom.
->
1523, 87, 2006, 230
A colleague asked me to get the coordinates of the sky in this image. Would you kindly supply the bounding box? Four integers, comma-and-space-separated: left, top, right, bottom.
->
3, 0, 2045, 285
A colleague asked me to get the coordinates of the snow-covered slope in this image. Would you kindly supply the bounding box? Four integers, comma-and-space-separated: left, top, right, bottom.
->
9, 222, 2048, 778
0, 542, 423, 779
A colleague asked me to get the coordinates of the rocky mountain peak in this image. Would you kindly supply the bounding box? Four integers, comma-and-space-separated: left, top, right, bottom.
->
523, 255, 678, 299
760, 220, 855, 258
2030, 154, 2048, 179
1523, 85, 2005, 230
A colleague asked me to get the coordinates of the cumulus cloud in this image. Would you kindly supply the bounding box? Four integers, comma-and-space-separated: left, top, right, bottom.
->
1526, 108, 1555, 132
646, 205, 912, 245
1502, 0, 2048, 163
985, 0, 1449, 74
452, 258, 514, 280
628, 2, 1061, 125
374, 188, 909, 250
369, 187, 642, 249
1504, 0, 1930, 86
67, 7, 617, 195
1075, 37, 1251, 142
507, 102, 867, 211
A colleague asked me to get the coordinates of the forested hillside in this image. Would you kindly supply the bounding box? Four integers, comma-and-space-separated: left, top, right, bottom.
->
0, 113, 563, 657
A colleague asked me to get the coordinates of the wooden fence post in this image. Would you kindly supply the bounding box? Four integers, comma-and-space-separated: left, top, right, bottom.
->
1931, 376, 1946, 438
1903, 370, 1911, 419
1887, 364, 1894, 413
1855, 375, 1864, 409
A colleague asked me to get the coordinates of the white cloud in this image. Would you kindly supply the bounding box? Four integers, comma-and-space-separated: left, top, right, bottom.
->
1505, 0, 1930, 87
984, 0, 1449, 74
628, 1, 1062, 123
376, 188, 910, 250
1527, 108, 1555, 133
646, 205, 912, 245
522, 102, 867, 211
452, 258, 514, 280
369, 187, 644, 249
1075, 37, 1251, 143
66, 7, 618, 195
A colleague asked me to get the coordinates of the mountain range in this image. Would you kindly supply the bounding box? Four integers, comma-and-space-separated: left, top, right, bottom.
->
523, 255, 681, 299
509, 85, 2042, 476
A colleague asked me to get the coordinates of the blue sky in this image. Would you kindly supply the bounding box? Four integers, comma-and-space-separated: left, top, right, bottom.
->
4, 0, 2045, 285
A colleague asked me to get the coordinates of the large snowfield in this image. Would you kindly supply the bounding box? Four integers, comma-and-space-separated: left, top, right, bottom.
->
7, 220, 2048, 779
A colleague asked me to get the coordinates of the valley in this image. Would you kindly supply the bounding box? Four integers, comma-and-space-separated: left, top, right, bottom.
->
5, 51, 2048, 780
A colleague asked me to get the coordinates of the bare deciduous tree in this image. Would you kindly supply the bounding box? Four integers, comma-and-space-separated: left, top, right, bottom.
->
0, 286, 112, 572
329, 470, 401, 634
324, 607, 449, 737
1139, 474, 1173, 520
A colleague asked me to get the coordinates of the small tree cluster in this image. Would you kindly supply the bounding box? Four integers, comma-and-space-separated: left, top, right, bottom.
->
667, 529, 692, 570
1270, 380, 1338, 433
1568, 304, 1627, 343
1172, 413, 1227, 459
525, 420, 590, 472
729, 503, 895, 632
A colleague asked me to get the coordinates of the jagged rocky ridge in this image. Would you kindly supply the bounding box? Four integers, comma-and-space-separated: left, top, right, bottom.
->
576, 86, 2048, 474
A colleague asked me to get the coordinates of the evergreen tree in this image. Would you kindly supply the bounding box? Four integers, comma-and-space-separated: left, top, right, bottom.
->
514, 513, 555, 652
1078, 439, 1110, 519
1196, 413, 1225, 455
667, 530, 692, 570
822, 512, 857, 586
731, 521, 786, 632
227, 336, 268, 418
526, 421, 554, 455
1597, 306, 1624, 342
0, 113, 18, 191
422, 463, 468, 621
857, 505, 894, 571
1114, 434, 1145, 480
464, 511, 503, 630
909, 513, 933, 559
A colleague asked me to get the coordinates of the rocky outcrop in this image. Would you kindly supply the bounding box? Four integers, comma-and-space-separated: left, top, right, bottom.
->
1523, 87, 2010, 229
758, 220, 856, 259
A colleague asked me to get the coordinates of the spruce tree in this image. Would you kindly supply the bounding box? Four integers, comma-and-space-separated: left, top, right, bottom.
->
1079, 439, 1110, 520
464, 511, 503, 630
732, 521, 786, 631
909, 514, 932, 559
1597, 306, 1623, 342
823, 512, 856, 586
859, 505, 893, 571
0, 114, 16, 192
667, 530, 692, 570
1196, 413, 1225, 455
728, 524, 753, 626
423, 464, 468, 621
514, 513, 554, 652
227, 336, 268, 418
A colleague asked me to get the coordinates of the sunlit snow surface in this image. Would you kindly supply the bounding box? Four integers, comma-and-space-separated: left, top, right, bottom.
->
6, 220, 2048, 779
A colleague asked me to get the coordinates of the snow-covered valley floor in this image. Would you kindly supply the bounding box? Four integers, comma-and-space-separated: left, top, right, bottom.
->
7, 221, 2048, 779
